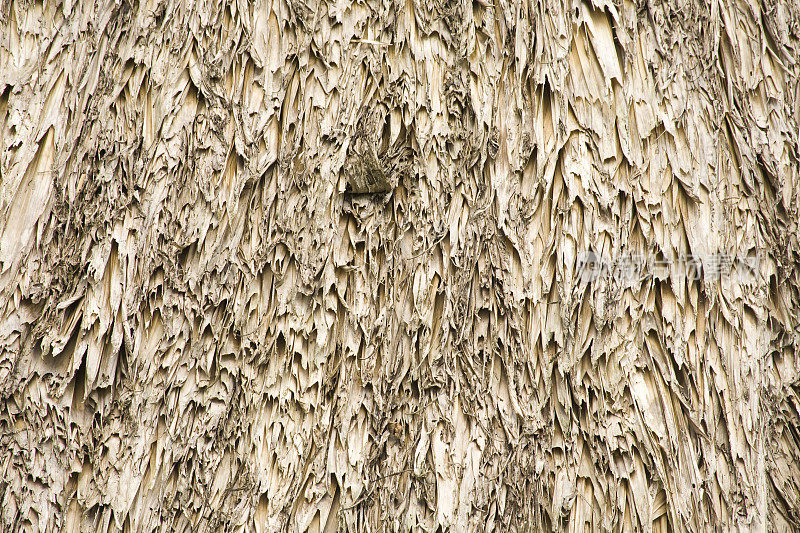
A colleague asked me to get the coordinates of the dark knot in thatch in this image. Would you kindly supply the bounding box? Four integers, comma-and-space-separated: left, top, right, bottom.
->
344, 132, 392, 194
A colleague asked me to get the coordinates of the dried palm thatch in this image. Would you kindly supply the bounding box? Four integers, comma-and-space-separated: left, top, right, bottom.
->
2, 0, 800, 530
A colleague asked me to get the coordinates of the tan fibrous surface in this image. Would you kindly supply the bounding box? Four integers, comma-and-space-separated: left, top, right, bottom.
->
1, 0, 800, 530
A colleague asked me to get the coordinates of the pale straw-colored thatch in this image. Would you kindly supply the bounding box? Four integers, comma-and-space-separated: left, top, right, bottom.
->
1, 0, 799, 530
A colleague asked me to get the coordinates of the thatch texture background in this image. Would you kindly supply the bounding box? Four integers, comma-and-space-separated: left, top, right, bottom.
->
1, 0, 799, 530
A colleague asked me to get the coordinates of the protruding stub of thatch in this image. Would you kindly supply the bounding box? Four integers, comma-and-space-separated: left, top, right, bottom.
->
344, 134, 392, 193
344, 106, 395, 194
